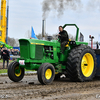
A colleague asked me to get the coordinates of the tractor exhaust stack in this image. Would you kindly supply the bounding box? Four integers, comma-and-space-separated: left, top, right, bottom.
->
42, 20, 46, 40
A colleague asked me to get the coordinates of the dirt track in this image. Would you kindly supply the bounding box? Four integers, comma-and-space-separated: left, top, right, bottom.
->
0, 75, 100, 100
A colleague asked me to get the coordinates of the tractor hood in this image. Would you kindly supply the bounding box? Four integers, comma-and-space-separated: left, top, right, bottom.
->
19, 39, 60, 47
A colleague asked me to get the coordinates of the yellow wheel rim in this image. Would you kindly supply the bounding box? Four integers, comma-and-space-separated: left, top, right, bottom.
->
15, 66, 21, 77
81, 53, 94, 77
45, 69, 52, 80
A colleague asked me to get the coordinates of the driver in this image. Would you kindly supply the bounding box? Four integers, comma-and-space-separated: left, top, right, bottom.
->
57, 26, 69, 54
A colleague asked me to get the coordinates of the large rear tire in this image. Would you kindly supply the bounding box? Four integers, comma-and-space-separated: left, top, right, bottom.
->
66, 45, 96, 82
37, 63, 55, 85
8, 61, 25, 82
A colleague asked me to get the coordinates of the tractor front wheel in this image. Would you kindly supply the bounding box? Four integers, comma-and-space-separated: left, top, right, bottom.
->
37, 63, 55, 85
8, 61, 25, 82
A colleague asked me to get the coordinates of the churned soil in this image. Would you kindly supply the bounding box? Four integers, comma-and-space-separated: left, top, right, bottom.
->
0, 75, 100, 100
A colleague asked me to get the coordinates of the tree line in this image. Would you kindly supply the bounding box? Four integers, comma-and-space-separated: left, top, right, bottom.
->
7, 31, 78, 47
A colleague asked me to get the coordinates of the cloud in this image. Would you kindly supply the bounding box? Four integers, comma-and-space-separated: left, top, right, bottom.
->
87, 0, 100, 11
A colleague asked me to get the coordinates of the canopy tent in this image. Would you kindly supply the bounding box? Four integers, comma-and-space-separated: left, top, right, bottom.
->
0, 41, 13, 49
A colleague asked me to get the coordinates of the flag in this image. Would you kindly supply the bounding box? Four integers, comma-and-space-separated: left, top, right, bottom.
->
31, 27, 38, 39
80, 32, 84, 42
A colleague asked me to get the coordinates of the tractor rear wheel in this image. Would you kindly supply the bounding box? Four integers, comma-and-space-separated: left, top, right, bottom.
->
8, 61, 25, 82
37, 63, 55, 85
66, 45, 96, 82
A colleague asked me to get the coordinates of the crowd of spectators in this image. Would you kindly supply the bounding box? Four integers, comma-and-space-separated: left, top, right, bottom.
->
0, 48, 20, 61
0, 48, 20, 56
8, 49, 20, 56
0, 48, 20, 68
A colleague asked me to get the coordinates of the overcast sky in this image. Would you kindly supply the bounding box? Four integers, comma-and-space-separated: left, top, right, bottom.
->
1, 0, 100, 42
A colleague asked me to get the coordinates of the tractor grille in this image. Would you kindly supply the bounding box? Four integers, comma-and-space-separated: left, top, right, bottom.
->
35, 45, 43, 60
20, 41, 30, 58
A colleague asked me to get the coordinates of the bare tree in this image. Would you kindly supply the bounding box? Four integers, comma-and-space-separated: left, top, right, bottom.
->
36, 33, 76, 41
68, 33, 76, 41
25, 30, 31, 38
36, 33, 42, 40
15, 38, 19, 46
47, 33, 76, 41
8, 37, 19, 47
36, 33, 49, 40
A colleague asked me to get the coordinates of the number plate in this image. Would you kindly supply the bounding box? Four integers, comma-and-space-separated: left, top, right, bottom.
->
19, 60, 25, 65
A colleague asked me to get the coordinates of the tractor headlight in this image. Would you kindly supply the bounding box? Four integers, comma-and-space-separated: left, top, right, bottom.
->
69, 41, 76, 45
70, 41, 73, 45
73, 41, 76, 45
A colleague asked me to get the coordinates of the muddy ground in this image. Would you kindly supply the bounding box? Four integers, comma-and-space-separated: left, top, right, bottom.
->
0, 62, 10, 69
0, 62, 100, 100
0, 75, 100, 100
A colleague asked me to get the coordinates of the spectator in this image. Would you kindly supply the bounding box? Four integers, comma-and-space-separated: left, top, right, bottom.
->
1, 48, 4, 59
11, 49, 14, 55
13, 49, 18, 55
96, 42, 99, 49
17, 49, 20, 56
8, 49, 12, 55
1, 48, 10, 69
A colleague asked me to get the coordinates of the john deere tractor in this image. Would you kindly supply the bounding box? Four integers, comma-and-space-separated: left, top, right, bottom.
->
8, 24, 96, 84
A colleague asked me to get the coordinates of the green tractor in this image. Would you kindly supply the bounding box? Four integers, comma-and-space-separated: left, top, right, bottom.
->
8, 24, 96, 84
